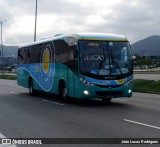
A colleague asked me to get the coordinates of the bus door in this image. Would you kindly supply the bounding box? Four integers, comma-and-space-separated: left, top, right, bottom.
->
67, 46, 78, 97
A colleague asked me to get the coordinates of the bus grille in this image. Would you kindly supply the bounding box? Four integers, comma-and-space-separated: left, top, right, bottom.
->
95, 91, 124, 97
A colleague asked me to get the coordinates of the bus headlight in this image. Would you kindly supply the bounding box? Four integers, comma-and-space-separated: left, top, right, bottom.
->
83, 90, 90, 95
80, 78, 94, 87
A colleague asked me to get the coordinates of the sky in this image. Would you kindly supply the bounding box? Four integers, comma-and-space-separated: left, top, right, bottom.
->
0, 0, 160, 45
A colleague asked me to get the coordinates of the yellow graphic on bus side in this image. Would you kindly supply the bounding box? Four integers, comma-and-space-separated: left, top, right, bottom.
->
42, 48, 50, 73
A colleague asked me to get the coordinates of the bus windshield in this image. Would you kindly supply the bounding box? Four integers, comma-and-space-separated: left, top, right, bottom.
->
79, 40, 133, 79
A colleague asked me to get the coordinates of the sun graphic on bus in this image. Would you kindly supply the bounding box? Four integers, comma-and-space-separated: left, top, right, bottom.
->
39, 44, 54, 91
42, 47, 50, 73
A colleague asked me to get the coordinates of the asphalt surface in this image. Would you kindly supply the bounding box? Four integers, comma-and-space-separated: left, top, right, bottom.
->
0, 79, 160, 146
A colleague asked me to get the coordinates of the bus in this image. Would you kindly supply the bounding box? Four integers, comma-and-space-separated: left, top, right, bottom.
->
17, 33, 133, 102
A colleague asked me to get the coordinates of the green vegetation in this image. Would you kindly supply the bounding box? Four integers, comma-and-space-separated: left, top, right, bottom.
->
0, 74, 17, 80
133, 54, 160, 70
134, 79, 160, 93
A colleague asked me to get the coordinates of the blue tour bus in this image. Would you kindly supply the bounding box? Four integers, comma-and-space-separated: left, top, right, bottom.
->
17, 33, 133, 102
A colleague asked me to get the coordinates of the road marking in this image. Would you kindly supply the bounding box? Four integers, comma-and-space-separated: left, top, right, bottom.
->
0, 133, 6, 138
124, 119, 160, 130
43, 99, 64, 106
0, 133, 17, 147
9, 91, 19, 95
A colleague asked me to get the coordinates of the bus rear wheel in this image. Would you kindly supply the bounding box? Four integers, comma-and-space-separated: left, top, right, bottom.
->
28, 79, 36, 96
102, 98, 112, 103
59, 82, 69, 103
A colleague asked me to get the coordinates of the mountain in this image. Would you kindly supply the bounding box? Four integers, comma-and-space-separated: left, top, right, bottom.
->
1, 35, 160, 58
0, 45, 18, 57
131, 35, 160, 56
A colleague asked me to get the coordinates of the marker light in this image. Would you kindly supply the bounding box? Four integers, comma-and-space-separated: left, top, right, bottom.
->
83, 90, 89, 95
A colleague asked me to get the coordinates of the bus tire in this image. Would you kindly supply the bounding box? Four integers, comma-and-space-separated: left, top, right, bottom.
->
59, 81, 69, 103
102, 98, 112, 103
28, 78, 36, 96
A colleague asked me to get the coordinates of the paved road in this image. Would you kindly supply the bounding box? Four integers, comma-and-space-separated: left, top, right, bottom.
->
0, 80, 160, 146
134, 73, 160, 81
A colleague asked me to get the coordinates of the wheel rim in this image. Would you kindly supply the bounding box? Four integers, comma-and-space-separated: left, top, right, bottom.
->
62, 88, 66, 98
61, 88, 69, 102
102, 98, 112, 102
29, 81, 33, 95
29, 84, 31, 94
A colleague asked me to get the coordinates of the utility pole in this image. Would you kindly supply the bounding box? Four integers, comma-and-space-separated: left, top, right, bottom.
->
0, 20, 7, 76
34, 0, 38, 42
158, 22, 160, 35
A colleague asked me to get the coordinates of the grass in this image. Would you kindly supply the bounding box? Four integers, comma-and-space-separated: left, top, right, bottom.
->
134, 79, 160, 93
0, 74, 17, 80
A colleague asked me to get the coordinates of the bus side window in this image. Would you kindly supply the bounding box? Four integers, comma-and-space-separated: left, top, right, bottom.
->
74, 45, 78, 74
28, 45, 41, 63
69, 50, 74, 60
67, 45, 78, 74
68, 45, 78, 60
54, 39, 68, 63
17, 48, 24, 64
24, 47, 30, 63
74, 46, 78, 59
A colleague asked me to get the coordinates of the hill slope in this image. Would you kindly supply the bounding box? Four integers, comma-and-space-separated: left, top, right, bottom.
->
0, 45, 18, 57
131, 35, 160, 56
1, 35, 160, 58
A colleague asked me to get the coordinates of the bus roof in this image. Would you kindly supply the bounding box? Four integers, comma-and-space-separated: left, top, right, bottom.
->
19, 33, 128, 48
71, 33, 127, 41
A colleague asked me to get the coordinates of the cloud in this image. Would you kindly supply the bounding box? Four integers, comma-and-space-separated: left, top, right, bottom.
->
0, 0, 160, 45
